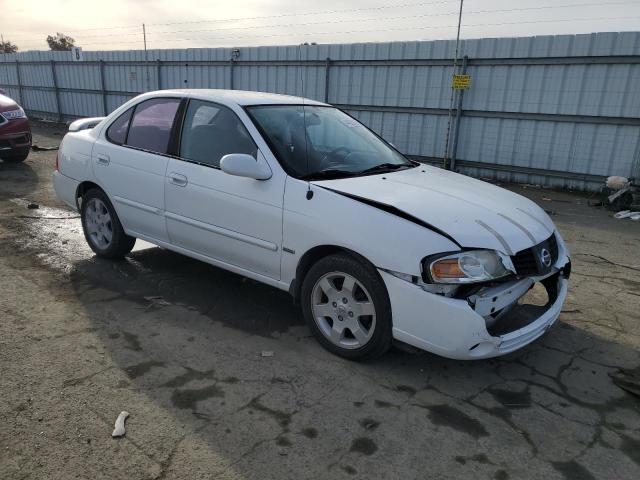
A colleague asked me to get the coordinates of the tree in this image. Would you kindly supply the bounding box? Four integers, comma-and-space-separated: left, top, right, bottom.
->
46, 32, 75, 51
1, 40, 18, 54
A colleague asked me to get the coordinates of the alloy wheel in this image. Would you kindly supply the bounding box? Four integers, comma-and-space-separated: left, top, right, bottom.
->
84, 198, 113, 250
311, 271, 377, 349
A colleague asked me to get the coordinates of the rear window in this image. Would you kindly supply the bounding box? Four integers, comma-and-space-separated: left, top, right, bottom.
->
125, 98, 181, 154
106, 108, 133, 145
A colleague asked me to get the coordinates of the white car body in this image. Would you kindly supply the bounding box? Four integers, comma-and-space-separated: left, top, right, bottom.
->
53, 89, 570, 360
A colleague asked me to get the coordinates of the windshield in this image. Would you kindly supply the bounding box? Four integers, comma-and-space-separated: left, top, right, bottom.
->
246, 105, 415, 179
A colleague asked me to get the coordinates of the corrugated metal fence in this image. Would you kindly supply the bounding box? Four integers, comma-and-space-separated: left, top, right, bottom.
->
1, 32, 640, 190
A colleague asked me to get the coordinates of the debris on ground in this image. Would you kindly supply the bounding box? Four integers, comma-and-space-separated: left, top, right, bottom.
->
27, 203, 39, 210
609, 368, 640, 397
261, 351, 274, 357
594, 176, 639, 212
144, 295, 172, 306
606, 176, 631, 190
31, 144, 59, 151
614, 210, 640, 221
111, 411, 129, 437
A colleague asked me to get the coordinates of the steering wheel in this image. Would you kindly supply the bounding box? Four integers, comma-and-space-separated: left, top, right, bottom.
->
319, 146, 351, 168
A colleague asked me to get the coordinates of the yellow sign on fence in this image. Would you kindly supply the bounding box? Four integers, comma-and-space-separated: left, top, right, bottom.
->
452, 74, 471, 90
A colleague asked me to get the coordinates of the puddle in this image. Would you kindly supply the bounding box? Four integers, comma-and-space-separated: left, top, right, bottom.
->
423, 404, 489, 440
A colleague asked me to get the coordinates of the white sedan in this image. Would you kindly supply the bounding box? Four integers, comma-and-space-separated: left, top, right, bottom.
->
53, 89, 570, 360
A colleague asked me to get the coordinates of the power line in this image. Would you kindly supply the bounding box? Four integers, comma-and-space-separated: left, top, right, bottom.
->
146, 0, 458, 27
74, 14, 640, 47
149, 0, 640, 35
5, 0, 636, 48
37, 0, 632, 42
43, 0, 460, 34
64, 0, 638, 40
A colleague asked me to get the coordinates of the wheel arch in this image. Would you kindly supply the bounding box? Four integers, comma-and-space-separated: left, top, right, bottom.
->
290, 244, 379, 304
75, 181, 104, 210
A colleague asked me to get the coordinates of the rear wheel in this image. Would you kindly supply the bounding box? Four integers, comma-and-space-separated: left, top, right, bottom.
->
301, 253, 392, 360
81, 188, 135, 259
1, 148, 29, 163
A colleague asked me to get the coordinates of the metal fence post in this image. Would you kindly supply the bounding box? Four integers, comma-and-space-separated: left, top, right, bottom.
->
15, 59, 23, 105
324, 57, 331, 103
50, 60, 62, 123
229, 58, 235, 89
99, 60, 108, 115
450, 55, 469, 172
157, 59, 162, 90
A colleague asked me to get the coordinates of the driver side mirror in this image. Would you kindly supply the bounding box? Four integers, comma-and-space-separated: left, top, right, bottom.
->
220, 153, 272, 180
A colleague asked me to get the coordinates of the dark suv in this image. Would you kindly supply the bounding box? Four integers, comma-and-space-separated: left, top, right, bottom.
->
0, 91, 31, 163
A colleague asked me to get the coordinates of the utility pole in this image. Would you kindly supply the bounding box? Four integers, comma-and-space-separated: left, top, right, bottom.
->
143, 23, 150, 91
442, 0, 464, 170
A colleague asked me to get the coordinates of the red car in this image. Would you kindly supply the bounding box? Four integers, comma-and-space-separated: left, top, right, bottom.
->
0, 91, 31, 163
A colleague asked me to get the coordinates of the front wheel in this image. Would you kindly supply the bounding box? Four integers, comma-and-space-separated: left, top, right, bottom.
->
81, 188, 136, 259
301, 253, 393, 361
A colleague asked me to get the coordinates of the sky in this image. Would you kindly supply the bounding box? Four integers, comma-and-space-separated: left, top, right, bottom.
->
2, 0, 640, 51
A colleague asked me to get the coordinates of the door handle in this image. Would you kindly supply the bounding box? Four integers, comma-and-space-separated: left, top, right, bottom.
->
168, 173, 188, 187
96, 154, 110, 166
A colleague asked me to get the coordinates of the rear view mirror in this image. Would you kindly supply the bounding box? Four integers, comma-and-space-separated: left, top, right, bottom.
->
220, 153, 272, 180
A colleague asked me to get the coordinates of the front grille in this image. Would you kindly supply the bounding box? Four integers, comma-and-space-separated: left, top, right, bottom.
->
548, 231, 558, 260
511, 233, 558, 276
511, 248, 538, 275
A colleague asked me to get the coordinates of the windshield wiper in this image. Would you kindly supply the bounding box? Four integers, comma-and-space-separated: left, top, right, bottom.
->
301, 169, 358, 181
357, 162, 413, 176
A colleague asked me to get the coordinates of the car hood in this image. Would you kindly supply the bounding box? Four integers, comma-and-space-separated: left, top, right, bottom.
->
312, 166, 555, 255
0, 94, 19, 112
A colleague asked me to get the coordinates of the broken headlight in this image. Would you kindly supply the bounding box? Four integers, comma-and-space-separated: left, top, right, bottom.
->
424, 250, 511, 284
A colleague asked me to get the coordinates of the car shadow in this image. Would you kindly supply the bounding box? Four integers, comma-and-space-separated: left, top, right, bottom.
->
70, 245, 303, 336
65, 244, 640, 479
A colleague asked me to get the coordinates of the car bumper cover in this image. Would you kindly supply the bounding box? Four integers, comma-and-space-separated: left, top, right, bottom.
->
382, 258, 570, 360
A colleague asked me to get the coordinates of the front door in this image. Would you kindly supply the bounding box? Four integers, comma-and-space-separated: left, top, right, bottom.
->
164, 99, 284, 280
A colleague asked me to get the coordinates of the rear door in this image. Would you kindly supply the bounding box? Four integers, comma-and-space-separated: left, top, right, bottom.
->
92, 97, 182, 243
164, 99, 284, 280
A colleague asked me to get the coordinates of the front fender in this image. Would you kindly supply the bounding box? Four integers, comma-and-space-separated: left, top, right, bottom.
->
281, 177, 459, 287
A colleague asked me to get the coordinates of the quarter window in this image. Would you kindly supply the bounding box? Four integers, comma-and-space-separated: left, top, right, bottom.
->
180, 100, 257, 168
106, 108, 133, 145
126, 98, 181, 154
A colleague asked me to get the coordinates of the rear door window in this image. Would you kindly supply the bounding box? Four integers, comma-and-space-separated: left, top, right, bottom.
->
179, 100, 257, 168
106, 108, 133, 145
125, 98, 181, 154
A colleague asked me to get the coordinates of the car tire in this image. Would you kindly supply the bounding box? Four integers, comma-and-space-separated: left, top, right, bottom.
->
301, 253, 393, 361
1, 148, 29, 163
80, 188, 136, 259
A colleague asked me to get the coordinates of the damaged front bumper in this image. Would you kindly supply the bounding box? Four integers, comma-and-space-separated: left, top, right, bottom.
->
382, 253, 571, 360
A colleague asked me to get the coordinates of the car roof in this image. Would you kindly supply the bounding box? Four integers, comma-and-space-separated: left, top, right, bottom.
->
144, 89, 328, 107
